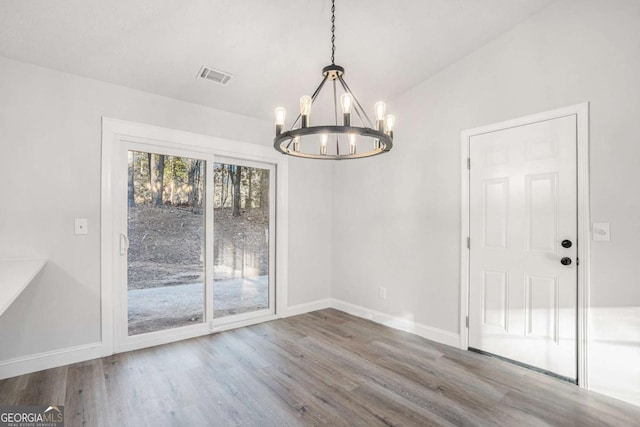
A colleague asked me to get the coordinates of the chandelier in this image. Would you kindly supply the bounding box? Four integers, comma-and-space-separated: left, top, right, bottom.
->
273, 0, 395, 160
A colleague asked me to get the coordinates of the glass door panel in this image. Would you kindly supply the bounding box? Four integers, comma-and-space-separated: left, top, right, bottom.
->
127, 150, 206, 335
213, 162, 273, 319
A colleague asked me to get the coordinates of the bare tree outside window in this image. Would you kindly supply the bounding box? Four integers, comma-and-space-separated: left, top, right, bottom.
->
213, 162, 270, 318
127, 151, 205, 336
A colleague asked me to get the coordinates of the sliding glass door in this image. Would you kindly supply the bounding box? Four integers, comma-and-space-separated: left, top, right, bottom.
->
127, 151, 207, 336
115, 142, 276, 352
213, 159, 275, 321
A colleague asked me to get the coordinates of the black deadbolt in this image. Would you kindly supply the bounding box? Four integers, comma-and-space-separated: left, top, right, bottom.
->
561, 257, 572, 266
562, 239, 573, 248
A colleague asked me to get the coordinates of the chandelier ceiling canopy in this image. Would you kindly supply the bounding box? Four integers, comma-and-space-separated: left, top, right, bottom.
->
273, 0, 395, 160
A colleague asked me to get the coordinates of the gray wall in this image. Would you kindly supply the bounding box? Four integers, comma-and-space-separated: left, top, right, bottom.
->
0, 56, 332, 360
332, 0, 640, 406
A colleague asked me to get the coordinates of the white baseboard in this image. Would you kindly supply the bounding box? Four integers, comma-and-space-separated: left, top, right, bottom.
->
330, 299, 461, 348
0, 342, 103, 380
285, 298, 332, 317
286, 298, 460, 348
0, 298, 459, 380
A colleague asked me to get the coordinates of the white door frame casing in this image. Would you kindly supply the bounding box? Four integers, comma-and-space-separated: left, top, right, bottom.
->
100, 117, 289, 356
459, 103, 590, 387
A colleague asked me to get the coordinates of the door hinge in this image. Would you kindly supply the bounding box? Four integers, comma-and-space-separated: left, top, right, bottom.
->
465, 316, 469, 328
467, 158, 471, 169
467, 237, 470, 249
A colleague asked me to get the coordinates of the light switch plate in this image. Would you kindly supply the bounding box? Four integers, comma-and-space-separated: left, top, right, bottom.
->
592, 222, 610, 241
75, 218, 88, 235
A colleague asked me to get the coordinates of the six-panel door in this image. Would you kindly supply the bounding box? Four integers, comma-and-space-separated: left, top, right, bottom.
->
468, 115, 578, 380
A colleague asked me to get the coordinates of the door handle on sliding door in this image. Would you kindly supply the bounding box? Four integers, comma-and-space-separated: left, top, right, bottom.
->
120, 233, 129, 256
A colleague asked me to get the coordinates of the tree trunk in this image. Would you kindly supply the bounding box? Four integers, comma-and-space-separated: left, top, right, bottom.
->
188, 160, 196, 206
220, 167, 227, 207
170, 157, 177, 205
128, 153, 136, 207
153, 155, 165, 206
259, 169, 269, 213
222, 165, 232, 207
245, 168, 252, 210
195, 161, 202, 208
148, 153, 154, 204
232, 165, 242, 217
188, 159, 201, 213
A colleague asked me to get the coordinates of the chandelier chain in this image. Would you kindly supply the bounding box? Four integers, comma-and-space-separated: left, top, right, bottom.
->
330, 0, 336, 64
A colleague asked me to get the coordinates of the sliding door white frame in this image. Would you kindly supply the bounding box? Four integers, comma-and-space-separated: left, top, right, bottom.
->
101, 117, 288, 356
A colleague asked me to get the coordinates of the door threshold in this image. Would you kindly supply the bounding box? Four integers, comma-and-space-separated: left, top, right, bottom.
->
468, 347, 577, 384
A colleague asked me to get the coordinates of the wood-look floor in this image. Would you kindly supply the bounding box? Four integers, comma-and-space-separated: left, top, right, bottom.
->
1, 309, 638, 426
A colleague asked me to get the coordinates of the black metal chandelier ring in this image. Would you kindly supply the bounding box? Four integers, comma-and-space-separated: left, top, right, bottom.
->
274, 126, 392, 160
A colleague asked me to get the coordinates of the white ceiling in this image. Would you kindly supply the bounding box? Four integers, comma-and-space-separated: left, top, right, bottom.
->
0, 0, 555, 122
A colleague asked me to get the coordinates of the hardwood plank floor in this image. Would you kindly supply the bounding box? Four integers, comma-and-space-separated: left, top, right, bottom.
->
1, 309, 639, 426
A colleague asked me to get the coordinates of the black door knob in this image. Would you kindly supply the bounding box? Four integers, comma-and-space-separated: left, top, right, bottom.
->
561, 257, 572, 266
562, 239, 573, 248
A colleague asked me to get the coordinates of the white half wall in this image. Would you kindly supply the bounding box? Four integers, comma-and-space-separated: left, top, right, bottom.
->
331, 0, 640, 406
0, 56, 332, 364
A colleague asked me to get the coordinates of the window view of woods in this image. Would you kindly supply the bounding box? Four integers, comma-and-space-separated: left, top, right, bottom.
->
126, 150, 271, 336
127, 151, 206, 336
213, 162, 270, 319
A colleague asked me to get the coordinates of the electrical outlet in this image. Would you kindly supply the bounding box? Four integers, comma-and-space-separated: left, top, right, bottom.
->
379, 287, 387, 300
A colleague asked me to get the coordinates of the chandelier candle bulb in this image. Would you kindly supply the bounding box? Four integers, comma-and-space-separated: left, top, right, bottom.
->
300, 95, 312, 127
292, 136, 300, 152
385, 114, 395, 138
349, 134, 356, 155
274, 107, 286, 135
340, 93, 353, 126
320, 133, 328, 155
374, 101, 387, 130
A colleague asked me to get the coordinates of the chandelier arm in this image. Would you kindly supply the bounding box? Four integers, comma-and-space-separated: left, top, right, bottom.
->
332, 79, 338, 126
332, 79, 340, 156
310, 75, 329, 103
337, 75, 374, 128
287, 75, 329, 135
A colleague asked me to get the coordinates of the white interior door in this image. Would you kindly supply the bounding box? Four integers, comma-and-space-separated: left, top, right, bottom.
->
468, 115, 577, 380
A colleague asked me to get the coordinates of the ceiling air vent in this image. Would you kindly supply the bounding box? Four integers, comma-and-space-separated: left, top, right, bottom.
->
198, 66, 233, 85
